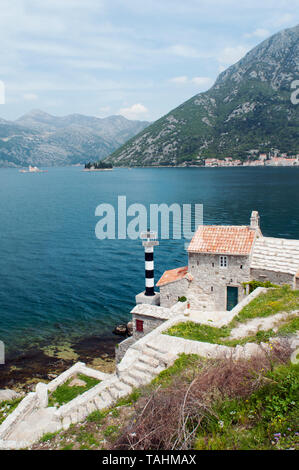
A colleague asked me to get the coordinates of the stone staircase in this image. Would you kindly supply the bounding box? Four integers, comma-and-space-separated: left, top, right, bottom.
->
0, 339, 177, 449
118, 343, 173, 388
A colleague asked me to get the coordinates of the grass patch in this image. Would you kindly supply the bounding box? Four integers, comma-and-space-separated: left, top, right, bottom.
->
231, 286, 299, 326
164, 322, 230, 344
164, 323, 230, 344
151, 353, 201, 388
61, 443, 74, 450
0, 397, 22, 425
113, 389, 141, 407
48, 374, 100, 407
86, 410, 107, 424
76, 430, 99, 448
277, 316, 299, 335
103, 425, 119, 438
164, 318, 299, 347
40, 431, 59, 443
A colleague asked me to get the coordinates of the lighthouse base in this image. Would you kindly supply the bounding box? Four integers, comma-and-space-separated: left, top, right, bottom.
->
135, 291, 160, 306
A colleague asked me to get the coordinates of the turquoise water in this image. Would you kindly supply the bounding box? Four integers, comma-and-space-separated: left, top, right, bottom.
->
0, 166, 298, 356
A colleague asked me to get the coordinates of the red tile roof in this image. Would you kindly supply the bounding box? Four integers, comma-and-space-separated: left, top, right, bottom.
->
157, 266, 190, 287
188, 225, 256, 255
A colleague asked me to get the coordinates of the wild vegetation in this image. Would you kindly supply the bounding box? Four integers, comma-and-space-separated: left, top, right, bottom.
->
32, 342, 298, 451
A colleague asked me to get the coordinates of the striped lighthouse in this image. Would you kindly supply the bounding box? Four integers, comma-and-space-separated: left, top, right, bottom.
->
141, 230, 159, 297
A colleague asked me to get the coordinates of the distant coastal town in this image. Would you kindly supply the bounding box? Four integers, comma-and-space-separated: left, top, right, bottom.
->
203, 151, 299, 168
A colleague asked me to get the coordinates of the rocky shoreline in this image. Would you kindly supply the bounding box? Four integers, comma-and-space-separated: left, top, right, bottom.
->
0, 333, 123, 392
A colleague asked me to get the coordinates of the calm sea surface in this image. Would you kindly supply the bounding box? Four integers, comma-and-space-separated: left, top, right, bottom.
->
0, 166, 299, 357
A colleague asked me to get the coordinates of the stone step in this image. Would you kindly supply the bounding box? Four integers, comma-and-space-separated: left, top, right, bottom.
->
106, 386, 119, 401
77, 405, 88, 422
143, 350, 167, 366
126, 369, 151, 386
62, 416, 71, 431
100, 391, 114, 407
134, 362, 156, 376
145, 343, 168, 355
86, 400, 97, 415
7, 408, 59, 443
120, 374, 140, 388
139, 354, 160, 368
94, 396, 106, 410
143, 347, 169, 366
113, 380, 132, 395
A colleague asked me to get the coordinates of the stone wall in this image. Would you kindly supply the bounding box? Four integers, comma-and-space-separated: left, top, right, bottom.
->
250, 268, 294, 288
132, 313, 165, 340
188, 253, 251, 310
115, 336, 136, 364
159, 278, 189, 307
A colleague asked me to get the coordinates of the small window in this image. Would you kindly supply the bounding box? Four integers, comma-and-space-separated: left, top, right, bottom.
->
212, 262, 215, 268
211, 286, 214, 292
240, 265, 243, 270
136, 320, 144, 332
220, 256, 228, 268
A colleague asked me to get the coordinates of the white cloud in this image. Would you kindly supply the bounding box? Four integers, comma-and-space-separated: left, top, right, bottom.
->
191, 76, 213, 87
218, 45, 250, 66
118, 103, 148, 120
169, 75, 214, 89
169, 76, 213, 89
169, 44, 201, 58
245, 28, 270, 39
23, 93, 38, 101
169, 76, 188, 84
65, 59, 121, 70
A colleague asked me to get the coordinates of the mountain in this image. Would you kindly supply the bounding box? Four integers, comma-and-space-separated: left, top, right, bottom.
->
106, 24, 299, 167
0, 111, 149, 167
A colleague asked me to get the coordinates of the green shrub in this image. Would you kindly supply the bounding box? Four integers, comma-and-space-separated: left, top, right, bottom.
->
242, 280, 279, 293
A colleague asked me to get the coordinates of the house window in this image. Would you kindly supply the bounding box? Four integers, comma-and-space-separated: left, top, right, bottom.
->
136, 320, 144, 333
211, 286, 214, 292
220, 256, 228, 268
240, 265, 243, 269
212, 262, 215, 267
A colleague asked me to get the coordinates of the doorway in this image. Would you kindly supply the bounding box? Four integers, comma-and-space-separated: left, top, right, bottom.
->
226, 286, 238, 311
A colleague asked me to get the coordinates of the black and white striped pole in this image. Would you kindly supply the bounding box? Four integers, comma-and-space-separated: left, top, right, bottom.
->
141, 230, 159, 296
135, 230, 160, 305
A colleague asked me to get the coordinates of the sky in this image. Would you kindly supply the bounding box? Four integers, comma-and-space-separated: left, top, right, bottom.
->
0, 0, 299, 122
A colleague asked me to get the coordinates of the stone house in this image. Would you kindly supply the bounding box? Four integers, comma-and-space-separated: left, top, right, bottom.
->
157, 211, 299, 311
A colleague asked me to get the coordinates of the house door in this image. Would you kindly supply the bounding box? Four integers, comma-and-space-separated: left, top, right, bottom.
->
227, 286, 238, 311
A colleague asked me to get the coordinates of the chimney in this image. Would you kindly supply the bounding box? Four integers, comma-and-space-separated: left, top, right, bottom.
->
250, 211, 260, 230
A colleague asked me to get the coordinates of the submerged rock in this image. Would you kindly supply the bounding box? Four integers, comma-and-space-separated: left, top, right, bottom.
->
113, 321, 133, 337
113, 324, 127, 336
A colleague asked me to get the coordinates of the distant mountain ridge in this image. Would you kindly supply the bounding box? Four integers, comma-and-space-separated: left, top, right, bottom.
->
0, 110, 150, 167
106, 24, 299, 166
